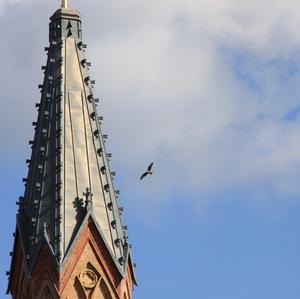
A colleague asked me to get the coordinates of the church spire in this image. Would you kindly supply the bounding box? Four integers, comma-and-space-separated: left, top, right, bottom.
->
7, 3, 136, 298
21, 0, 127, 266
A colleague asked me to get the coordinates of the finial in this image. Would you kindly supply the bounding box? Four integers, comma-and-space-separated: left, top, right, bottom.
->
83, 187, 93, 211
61, 0, 68, 8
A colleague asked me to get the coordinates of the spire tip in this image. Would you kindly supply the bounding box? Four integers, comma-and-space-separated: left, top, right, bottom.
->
61, 0, 68, 8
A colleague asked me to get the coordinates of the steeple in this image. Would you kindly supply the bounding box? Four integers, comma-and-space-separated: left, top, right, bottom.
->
7, 2, 136, 298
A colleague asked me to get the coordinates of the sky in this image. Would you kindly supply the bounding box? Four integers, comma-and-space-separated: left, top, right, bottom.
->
1, 0, 300, 298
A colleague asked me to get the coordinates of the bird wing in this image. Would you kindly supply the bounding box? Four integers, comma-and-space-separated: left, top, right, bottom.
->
140, 172, 148, 180
147, 162, 154, 171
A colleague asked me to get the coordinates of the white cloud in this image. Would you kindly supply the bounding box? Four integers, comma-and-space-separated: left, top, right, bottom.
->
0, 0, 30, 13
2, 0, 300, 206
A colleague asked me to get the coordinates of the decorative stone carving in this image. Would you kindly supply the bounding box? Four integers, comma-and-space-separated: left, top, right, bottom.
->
78, 269, 98, 289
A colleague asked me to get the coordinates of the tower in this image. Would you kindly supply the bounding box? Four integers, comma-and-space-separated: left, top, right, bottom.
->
7, 1, 136, 298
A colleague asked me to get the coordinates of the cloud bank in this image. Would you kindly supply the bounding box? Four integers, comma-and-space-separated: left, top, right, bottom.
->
1, 0, 300, 207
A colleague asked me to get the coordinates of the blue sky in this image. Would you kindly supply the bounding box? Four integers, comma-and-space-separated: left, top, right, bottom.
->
1, 0, 300, 298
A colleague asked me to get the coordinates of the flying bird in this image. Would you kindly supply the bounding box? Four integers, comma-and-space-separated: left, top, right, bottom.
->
140, 162, 154, 180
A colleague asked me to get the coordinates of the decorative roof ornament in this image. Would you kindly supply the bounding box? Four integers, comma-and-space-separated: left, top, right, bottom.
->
61, 0, 68, 8
83, 187, 93, 211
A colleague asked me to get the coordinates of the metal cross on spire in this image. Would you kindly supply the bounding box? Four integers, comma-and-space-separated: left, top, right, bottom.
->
61, 0, 68, 8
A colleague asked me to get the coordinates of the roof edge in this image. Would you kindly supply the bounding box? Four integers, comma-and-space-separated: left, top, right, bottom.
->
50, 7, 80, 21
61, 209, 126, 277
124, 250, 138, 286
6, 216, 28, 294
28, 233, 59, 277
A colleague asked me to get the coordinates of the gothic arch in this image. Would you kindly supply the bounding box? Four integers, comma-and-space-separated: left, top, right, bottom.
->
99, 280, 112, 299
74, 276, 87, 299
40, 285, 56, 299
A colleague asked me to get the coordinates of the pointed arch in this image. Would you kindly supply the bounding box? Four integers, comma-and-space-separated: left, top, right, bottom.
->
74, 276, 87, 299
99, 280, 112, 299
41, 285, 56, 299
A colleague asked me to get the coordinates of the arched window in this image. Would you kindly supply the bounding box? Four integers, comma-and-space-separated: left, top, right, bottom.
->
41, 286, 55, 299
99, 280, 112, 299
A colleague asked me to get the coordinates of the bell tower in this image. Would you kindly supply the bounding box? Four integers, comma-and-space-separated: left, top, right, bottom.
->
7, 1, 136, 298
